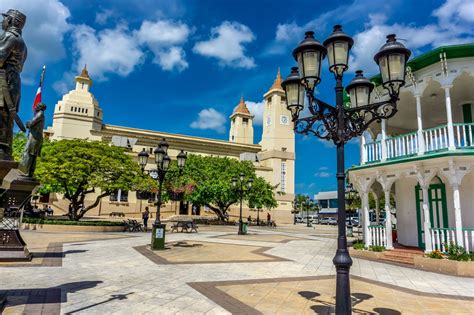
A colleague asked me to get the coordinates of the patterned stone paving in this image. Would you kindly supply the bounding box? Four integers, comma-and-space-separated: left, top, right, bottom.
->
191, 275, 474, 314
213, 233, 303, 243
135, 240, 290, 264
0, 225, 473, 314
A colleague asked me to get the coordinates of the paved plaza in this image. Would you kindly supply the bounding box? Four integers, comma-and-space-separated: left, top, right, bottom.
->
1, 225, 473, 314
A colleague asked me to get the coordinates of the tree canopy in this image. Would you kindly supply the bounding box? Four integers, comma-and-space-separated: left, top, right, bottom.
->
166, 154, 277, 221
34, 139, 146, 220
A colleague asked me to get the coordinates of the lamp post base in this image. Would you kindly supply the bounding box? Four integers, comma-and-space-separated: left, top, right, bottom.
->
151, 223, 166, 250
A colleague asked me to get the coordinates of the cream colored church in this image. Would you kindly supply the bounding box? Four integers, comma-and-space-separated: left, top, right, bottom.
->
44, 67, 296, 223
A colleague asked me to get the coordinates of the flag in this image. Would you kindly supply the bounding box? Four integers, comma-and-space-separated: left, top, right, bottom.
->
32, 65, 46, 112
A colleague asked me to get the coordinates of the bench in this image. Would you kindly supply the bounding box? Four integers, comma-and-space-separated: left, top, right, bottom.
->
124, 219, 143, 232
170, 221, 198, 233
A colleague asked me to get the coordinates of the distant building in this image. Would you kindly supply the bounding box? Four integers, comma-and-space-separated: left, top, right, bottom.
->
314, 191, 338, 218
44, 67, 296, 222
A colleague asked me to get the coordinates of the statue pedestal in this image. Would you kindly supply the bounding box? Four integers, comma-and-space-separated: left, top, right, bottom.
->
0, 162, 38, 262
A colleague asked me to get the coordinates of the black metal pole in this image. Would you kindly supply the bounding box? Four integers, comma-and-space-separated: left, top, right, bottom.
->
333, 76, 353, 314
257, 208, 260, 226
155, 176, 164, 225
238, 187, 243, 234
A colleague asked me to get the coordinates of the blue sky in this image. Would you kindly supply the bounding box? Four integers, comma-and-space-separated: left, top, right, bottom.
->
2, 0, 474, 196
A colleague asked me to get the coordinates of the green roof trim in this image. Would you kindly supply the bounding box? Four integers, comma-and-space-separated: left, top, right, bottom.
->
370, 43, 474, 85
347, 149, 474, 172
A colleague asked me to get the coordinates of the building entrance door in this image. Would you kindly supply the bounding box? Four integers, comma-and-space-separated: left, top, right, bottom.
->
415, 182, 449, 249
179, 201, 189, 215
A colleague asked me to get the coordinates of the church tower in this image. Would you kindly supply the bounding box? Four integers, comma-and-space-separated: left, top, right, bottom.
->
229, 96, 254, 144
47, 66, 103, 140
259, 69, 295, 204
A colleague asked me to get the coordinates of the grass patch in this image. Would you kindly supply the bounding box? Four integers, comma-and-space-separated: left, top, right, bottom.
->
23, 218, 125, 226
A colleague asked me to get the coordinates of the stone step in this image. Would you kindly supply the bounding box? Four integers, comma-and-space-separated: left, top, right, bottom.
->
380, 255, 414, 265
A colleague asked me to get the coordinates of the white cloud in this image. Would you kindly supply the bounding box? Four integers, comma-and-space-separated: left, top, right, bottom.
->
350, 1, 474, 75
314, 171, 331, 178
318, 166, 329, 171
0, 0, 71, 82
193, 21, 256, 68
71, 24, 144, 81
246, 101, 264, 125
95, 9, 114, 25
190, 108, 227, 133
135, 20, 190, 71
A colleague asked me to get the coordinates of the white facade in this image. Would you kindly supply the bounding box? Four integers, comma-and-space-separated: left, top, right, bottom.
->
349, 44, 474, 252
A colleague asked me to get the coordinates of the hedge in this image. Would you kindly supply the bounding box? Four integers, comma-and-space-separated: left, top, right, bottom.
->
22, 218, 125, 226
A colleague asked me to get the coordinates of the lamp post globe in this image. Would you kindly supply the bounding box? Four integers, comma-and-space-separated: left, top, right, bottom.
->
374, 34, 411, 98
323, 25, 353, 77
177, 150, 187, 170
281, 67, 305, 121
138, 149, 149, 170
292, 31, 327, 90
154, 146, 165, 165
162, 155, 171, 171
346, 70, 374, 108
159, 138, 169, 155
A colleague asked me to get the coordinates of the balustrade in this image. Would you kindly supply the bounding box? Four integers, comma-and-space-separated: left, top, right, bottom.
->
362, 123, 473, 164
368, 225, 386, 247
430, 227, 473, 253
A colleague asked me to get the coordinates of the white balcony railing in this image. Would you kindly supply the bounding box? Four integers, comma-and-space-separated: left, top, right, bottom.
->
363, 123, 474, 164
430, 228, 473, 253
386, 132, 418, 159
368, 225, 387, 247
423, 125, 449, 152
363, 140, 381, 163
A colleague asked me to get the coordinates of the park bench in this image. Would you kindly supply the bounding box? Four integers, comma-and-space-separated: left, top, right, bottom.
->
170, 221, 198, 233
124, 219, 143, 232
110, 212, 125, 218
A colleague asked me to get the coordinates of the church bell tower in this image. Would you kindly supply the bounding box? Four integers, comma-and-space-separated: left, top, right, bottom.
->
229, 96, 254, 144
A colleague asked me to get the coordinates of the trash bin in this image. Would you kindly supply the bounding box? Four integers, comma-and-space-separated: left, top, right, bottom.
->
151, 223, 166, 250
242, 222, 248, 235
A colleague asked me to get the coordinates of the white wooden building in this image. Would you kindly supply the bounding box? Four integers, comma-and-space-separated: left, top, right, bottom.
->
348, 44, 474, 253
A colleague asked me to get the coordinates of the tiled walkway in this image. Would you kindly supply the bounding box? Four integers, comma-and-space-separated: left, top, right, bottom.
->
1, 226, 473, 314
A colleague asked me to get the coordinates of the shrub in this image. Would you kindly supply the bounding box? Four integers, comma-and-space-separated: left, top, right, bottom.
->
427, 250, 443, 259
22, 218, 125, 226
353, 243, 365, 250
369, 245, 385, 252
444, 242, 469, 261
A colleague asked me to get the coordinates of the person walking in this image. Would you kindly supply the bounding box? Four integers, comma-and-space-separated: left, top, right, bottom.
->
142, 207, 150, 231
267, 212, 271, 226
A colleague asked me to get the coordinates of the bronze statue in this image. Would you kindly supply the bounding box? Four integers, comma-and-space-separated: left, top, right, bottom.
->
0, 9, 27, 161
19, 103, 45, 177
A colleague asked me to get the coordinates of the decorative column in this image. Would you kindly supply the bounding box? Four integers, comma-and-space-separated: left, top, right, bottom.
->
360, 135, 366, 164
362, 191, 371, 247
384, 190, 393, 249
421, 185, 433, 252
415, 94, 425, 155
381, 120, 387, 161
443, 85, 456, 150
452, 184, 464, 247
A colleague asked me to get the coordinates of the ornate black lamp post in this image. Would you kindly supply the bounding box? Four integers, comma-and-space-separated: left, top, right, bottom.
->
232, 173, 253, 235
282, 26, 410, 314
304, 196, 313, 227
138, 138, 187, 249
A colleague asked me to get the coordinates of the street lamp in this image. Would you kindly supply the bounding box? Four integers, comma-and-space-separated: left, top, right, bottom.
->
292, 198, 298, 225
138, 139, 187, 250
304, 197, 313, 227
231, 172, 253, 235
282, 26, 410, 314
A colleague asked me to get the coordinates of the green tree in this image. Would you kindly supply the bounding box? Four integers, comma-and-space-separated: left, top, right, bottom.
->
247, 177, 278, 211
35, 139, 146, 220
12, 132, 27, 162
167, 155, 276, 221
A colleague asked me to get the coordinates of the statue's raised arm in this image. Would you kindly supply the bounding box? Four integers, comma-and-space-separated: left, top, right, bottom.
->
0, 9, 27, 161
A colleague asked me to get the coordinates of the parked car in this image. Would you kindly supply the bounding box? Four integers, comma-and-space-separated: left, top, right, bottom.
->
295, 217, 304, 223
319, 217, 330, 225
327, 218, 337, 225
